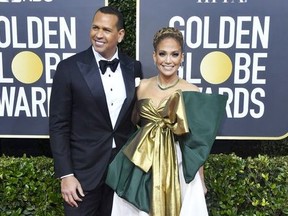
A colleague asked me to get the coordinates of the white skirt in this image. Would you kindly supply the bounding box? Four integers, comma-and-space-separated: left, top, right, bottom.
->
111, 143, 209, 216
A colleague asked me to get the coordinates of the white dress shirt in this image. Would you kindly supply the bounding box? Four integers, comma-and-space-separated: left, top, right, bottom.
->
93, 47, 126, 148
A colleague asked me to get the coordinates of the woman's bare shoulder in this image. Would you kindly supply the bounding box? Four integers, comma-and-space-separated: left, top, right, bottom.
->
137, 77, 156, 97
179, 79, 200, 92
138, 77, 154, 89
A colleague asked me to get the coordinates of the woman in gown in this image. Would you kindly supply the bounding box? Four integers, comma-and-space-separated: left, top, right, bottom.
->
106, 27, 227, 216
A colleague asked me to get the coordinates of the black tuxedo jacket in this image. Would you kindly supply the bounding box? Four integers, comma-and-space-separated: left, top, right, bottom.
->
49, 46, 142, 191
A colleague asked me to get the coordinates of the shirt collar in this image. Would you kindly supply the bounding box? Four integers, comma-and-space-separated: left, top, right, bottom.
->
92, 46, 119, 64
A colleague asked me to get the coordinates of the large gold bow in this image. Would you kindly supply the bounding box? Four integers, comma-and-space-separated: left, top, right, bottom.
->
123, 90, 189, 216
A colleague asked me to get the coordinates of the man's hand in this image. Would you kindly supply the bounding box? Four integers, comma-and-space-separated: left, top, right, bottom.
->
61, 176, 85, 207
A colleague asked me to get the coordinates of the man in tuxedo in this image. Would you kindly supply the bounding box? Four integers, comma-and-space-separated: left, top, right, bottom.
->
49, 6, 142, 216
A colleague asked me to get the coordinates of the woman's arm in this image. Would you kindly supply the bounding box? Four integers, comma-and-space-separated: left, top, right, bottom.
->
199, 166, 207, 195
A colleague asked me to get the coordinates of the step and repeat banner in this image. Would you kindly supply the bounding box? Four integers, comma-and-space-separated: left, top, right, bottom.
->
1, 0, 288, 140
136, 0, 288, 140
0, 0, 106, 138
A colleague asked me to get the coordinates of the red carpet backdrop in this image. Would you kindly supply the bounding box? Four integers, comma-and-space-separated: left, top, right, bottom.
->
0, 0, 106, 138
1, 0, 288, 140
136, 0, 288, 140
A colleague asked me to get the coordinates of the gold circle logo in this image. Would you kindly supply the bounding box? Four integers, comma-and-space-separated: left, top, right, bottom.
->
11, 51, 43, 84
200, 51, 232, 84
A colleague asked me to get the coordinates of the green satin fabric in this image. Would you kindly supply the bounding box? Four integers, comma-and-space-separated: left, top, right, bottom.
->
106, 90, 227, 215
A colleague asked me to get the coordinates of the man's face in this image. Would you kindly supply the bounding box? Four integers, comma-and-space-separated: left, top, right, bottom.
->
90, 11, 125, 59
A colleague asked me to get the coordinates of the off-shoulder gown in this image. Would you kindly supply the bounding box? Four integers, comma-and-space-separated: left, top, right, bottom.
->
106, 90, 227, 216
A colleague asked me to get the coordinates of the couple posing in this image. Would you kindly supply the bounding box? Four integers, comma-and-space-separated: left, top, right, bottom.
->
49, 6, 227, 216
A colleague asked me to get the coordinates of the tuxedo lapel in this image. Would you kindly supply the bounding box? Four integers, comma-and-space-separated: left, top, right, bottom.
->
77, 49, 111, 126
114, 54, 136, 129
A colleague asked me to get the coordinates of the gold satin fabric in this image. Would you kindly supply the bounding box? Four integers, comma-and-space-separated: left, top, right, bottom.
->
123, 90, 189, 216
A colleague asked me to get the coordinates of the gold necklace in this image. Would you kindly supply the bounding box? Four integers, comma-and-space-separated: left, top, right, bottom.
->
157, 76, 180, 90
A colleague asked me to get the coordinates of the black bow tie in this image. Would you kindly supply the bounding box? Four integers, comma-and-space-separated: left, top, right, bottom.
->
99, 58, 119, 74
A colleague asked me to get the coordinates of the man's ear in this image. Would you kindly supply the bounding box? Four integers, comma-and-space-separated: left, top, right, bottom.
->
118, 29, 125, 43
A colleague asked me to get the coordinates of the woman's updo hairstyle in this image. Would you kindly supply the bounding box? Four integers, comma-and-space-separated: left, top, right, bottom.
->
153, 27, 184, 51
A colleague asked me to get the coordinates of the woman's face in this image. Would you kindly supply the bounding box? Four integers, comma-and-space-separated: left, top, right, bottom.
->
153, 37, 184, 77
